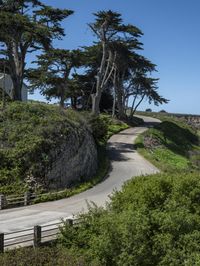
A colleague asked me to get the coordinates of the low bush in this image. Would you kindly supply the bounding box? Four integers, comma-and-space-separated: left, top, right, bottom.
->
89, 114, 129, 145
0, 246, 87, 266
59, 171, 200, 266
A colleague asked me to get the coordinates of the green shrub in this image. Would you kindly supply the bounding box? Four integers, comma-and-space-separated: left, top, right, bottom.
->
0, 247, 87, 266
88, 115, 108, 145
89, 114, 129, 145
59, 171, 200, 266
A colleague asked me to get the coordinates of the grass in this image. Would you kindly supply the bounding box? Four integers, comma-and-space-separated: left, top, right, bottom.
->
135, 114, 200, 172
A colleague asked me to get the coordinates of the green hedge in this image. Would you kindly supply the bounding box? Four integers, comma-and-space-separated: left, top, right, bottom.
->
59, 171, 200, 266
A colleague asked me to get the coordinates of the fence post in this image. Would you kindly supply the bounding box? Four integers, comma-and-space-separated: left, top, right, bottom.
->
24, 191, 31, 206
0, 233, 4, 253
0, 195, 6, 210
66, 219, 73, 226
34, 225, 41, 247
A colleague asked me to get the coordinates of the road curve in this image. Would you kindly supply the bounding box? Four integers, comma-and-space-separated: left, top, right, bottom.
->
0, 116, 160, 233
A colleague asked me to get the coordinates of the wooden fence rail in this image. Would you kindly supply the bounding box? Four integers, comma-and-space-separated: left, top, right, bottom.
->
0, 193, 34, 210
0, 219, 74, 253
0, 191, 59, 210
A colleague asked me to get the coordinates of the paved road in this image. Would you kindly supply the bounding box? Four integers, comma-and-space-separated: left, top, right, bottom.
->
0, 116, 160, 233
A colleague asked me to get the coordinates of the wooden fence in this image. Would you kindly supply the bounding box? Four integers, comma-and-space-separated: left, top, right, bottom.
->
0, 191, 65, 210
0, 219, 74, 253
0, 192, 35, 210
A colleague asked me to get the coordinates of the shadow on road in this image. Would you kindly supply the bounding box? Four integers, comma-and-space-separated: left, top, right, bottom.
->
108, 142, 136, 162
144, 121, 160, 128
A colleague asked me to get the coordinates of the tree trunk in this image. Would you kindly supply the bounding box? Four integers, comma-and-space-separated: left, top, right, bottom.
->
112, 89, 116, 118
60, 96, 65, 108
59, 85, 65, 108
130, 94, 145, 117
116, 82, 126, 119
7, 41, 25, 101
11, 75, 22, 101
91, 41, 116, 115
112, 68, 117, 118
71, 97, 77, 109
124, 96, 129, 115
91, 92, 102, 115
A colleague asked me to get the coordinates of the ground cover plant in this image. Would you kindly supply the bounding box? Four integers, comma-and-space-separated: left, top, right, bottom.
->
135, 114, 200, 171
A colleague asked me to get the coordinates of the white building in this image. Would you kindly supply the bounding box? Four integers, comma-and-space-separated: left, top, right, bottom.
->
0, 73, 28, 101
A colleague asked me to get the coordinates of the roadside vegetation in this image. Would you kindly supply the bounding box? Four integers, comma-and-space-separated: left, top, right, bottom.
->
135, 115, 200, 171
0, 247, 87, 266
54, 112, 200, 266
1, 171, 200, 265
0, 101, 129, 200
0, 101, 86, 195
57, 171, 200, 266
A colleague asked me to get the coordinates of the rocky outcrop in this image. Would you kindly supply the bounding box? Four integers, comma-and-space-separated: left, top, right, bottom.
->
171, 114, 200, 129
45, 128, 97, 190
185, 116, 200, 129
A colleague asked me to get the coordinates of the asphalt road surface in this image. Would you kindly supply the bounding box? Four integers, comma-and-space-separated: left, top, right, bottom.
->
0, 115, 160, 233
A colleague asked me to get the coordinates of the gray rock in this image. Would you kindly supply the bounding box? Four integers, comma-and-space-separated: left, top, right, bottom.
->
46, 128, 97, 189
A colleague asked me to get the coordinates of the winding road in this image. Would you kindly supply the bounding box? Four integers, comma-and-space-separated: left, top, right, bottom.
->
0, 116, 160, 233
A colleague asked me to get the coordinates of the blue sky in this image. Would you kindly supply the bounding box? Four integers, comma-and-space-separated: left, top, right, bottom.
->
29, 0, 200, 115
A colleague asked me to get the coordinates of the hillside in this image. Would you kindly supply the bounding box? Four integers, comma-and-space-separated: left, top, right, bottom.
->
0, 102, 97, 195
0, 102, 131, 197
136, 114, 200, 171
0, 113, 200, 265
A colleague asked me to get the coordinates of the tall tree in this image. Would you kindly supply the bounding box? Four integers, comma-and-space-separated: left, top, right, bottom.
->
108, 40, 156, 118
0, 0, 73, 100
129, 73, 169, 117
27, 49, 82, 107
88, 10, 143, 115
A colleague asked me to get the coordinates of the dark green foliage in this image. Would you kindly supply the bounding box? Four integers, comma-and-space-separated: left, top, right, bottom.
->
89, 115, 109, 145
0, 101, 85, 195
0, 246, 87, 266
89, 114, 129, 145
0, 0, 73, 100
27, 49, 83, 107
155, 121, 198, 152
59, 171, 200, 266
99, 89, 114, 112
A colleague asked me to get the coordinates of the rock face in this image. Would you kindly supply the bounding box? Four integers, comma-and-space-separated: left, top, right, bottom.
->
185, 116, 200, 129
171, 114, 200, 130
46, 128, 97, 189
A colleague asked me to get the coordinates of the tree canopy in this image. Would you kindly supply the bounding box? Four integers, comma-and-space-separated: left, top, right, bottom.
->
0, 0, 73, 100
0, 6, 169, 116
